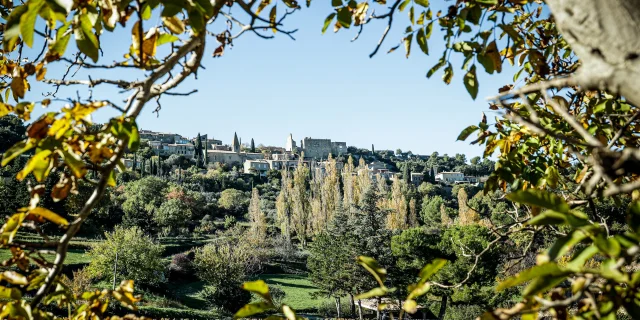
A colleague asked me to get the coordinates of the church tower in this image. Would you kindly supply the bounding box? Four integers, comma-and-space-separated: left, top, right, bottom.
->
232, 132, 240, 153
285, 133, 296, 152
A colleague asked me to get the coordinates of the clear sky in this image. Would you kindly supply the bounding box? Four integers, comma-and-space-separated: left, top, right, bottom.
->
28, 1, 518, 159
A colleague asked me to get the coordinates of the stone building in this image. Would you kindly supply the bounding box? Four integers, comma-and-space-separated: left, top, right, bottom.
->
206, 132, 262, 165
286, 134, 347, 159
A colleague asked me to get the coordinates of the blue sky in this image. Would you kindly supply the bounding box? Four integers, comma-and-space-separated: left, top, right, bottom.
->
28, 1, 519, 158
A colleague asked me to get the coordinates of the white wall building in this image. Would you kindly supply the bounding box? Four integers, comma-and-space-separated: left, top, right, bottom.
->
243, 160, 270, 176
436, 172, 465, 183
167, 144, 195, 159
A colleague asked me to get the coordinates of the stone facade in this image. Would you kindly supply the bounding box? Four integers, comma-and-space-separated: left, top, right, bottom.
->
207, 150, 263, 165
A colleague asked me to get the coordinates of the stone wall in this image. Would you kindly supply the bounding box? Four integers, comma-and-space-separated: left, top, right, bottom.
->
302, 138, 332, 159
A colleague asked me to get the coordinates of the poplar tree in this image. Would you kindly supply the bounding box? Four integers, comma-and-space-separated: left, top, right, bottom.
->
342, 156, 356, 215
354, 157, 371, 205
276, 170, 293, 243
248, 188, 267, 244
386, 178, 408, 230
291, 158, 311, 246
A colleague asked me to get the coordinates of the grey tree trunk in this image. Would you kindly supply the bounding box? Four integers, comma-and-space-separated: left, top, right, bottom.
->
438, 295, 447, 320
350, 294, 356, 317
358, 299, 363, 320
335, 296, 341, 318
545, 0, 640, 107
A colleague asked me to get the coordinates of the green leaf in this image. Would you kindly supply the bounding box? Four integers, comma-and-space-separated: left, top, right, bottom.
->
62, 150, 87, 178
322, 13, 336, 34
594, 234, 621, 258
357, 256, 387, 286
418, 258, 446, 282
50, 23, 72, 58
547, 228, 592, 261
425, 21, 433, 39
523, 275, 568, 296
3, 6, 28, 52
30, 207, 69, 225
507, 189, 570, 213
398, 0, 410, 12
404, 34, 413, 58
475, 0, 498, 5
442, 63, 453, 84
497, 262, 568, 291
337, 7, 351, 28
457, 125, 479, 141
416, 27, 428, 54
128, 121, 140, 151
2, 141, 34, 166
188, 9, 205, 34
157, 33, 179, 46
75, 14, 100, 62
241, 280, 271, 300
107, 170, 117, 187
426, 58, 445, 78
331, 0, 342, 6
463, 65, 478, 100
355, 287, 388, 300
566, 245, 599, 271
20, 0, 45, 48
234, 301, 275, 319
526, 210, 569, 226
600, 259, 628, 283
0, 287, 22, 300
415, 0, 429, 7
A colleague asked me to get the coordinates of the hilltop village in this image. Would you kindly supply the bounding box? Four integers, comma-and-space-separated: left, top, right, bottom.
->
128, 129, 487, 186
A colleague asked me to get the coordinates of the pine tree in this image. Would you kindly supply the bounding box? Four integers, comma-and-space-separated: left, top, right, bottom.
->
249, 188, 267, 243
250, 138, 255, 153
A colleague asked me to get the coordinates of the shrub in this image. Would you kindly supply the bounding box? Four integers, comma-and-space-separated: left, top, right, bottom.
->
223, 215, 236, 229
87, 226, 166, 287
168, 252, 196, 281
61, 267, 93, 297
200, 284, 250, 312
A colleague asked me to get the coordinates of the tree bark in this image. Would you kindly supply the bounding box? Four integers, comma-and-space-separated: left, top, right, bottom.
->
438, 295, 447, 320
545, 0, 640, 107
335, 296, 341, 318
358, 299, 363, 320
350, 293, 356, 317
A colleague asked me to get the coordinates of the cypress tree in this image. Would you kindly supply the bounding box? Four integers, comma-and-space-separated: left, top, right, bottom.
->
371, 144, 375, 154
403, 165, 410, 184
430, 167, 437, 183
204, 135, 208, 166
195, 133, 203, 167
250, 138, 255, 153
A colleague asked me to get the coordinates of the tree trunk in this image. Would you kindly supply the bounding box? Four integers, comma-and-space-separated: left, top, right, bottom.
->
545, 0, 640, 107
437, 295, 447, 320
358, 299, 363, 320
335, 296, 341, 318
350, 293, 356, 318
376, 297, 381, 320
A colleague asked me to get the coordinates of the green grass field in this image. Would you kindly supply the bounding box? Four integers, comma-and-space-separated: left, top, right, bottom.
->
0, 248, 91, 265
255, 274, 330, 311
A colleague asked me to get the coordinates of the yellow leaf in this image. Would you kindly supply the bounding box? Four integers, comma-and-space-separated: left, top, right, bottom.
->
35, 63, 46, 81
1, 271, 28, 285
162, 16, 185, 34
17, 149, 52, 182
402, 299, 417, 314
29, 207, 69, 226
10, 76, 26, 100
241, 280, 272, 302
0, 102, 13, 117
282, 305, 296, 320
0, 213, 26, 244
